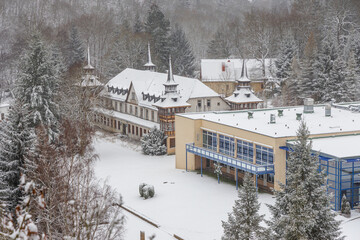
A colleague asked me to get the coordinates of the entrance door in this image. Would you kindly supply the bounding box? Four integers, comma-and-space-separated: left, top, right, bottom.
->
122, 124, 127, 135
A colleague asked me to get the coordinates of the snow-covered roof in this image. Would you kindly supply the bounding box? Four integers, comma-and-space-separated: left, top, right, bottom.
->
96, 108, 159, 129
103, 68, 220, 108
153, 92, 191, 108
225, 87, 263, 104
178, 105, 360, 138
201, 58, 275, 82
77, 75, 103, 87
288, 135, 360, 159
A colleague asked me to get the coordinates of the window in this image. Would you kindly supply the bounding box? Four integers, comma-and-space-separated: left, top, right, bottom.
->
197, 100, 202, 108
140, 108, 143, 118
151, 111, 155, 121
129, 105, 133, 114
118, 121, 121, 130
237, 140, 254, 163
202, 130, 217, 151
256, 145, 274, 165
219, 135, 235, 157
136, 127, 138, 136
120, 103, 123, 112
146, 109, 149, 120
131, 92, 135, 100
217, 102, 220, 106
132, 125, 134, 134
135, 107, 138, 116
140, 128, 142, 137
207, 99, 211, 107
170, 138, 175, 148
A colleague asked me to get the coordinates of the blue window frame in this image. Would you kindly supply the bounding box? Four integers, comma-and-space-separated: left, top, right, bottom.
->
202, 130, 217, 151
256, 145, 274, 165
237, 140, 254, 163
219, 135, 235, 156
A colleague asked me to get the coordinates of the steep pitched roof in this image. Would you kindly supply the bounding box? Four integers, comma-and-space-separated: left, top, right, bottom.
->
103, 68, 220, 108
201, 58, 275, 82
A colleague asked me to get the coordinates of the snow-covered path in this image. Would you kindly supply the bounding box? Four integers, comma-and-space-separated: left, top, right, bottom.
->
94, 133, 359, 240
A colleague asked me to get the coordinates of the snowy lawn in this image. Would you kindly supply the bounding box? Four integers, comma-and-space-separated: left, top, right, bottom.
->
94, 133, 359, 240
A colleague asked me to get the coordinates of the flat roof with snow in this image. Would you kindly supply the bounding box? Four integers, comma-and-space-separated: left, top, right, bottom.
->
292, 134, 360, 159
177, 105, 360, 138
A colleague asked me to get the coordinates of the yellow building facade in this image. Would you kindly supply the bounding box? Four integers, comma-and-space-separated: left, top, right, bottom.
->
175, 104, 360, 192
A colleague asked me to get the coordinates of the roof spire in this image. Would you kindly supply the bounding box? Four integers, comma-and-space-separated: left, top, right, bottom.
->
87, 44, 91, 66
164, 55, 178, 94
167, 55, 174, 82
147, 42, 152, 64
241, 59, 248, 78
84, 43, 94, 71
144, 42, 156, 71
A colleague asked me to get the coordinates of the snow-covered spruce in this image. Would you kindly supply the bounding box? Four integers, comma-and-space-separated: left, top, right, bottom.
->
222, 173, 265, 240
16, 33, 60, 142
267, 121, 342, 240
0, 100, 34, 211
141, 127, 167, 156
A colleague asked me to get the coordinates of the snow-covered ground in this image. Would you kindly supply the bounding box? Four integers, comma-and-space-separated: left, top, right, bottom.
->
94, 133, 360, 240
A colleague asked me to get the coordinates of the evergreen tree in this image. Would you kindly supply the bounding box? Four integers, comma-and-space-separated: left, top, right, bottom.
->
141, 127, 167, 155
145, 3, 170, 72
267, 121, 342, 240
283, 56, 301, 106
67, 26, 85, 67
169, 24, 196, 77
16, 33, 60, 141
316, 36, 337, 102
275, 36, 297, 80
105, 25, 147, 78
299, 33, 318, 101
207, 29, 231, 59
344, 50, 359, 101
0, 100, 33, 211
222, 173, 264, 240
133, 12, 144, 33
326, 54, 348, 102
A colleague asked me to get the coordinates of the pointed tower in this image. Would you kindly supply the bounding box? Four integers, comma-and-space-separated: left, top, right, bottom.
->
144, 42, 156, 72
236, 59, 251, 88
83, 45, 95, 74
164, 55, 178, 94
78, 45, 102, 90
154, 55, 190, 154
225, 59, 263, 110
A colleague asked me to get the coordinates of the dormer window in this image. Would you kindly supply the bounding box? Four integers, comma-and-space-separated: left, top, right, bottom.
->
245, 93, 250, 98
131, 92, 135, 100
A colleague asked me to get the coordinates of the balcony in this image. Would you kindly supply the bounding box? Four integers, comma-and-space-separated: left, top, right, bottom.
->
186, 143, 274, 175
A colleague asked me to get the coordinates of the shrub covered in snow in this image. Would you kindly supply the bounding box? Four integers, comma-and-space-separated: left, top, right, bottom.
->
141, 127, 167, 155
341, 195, 351, 217
139, 183, 155, 200
139, 183, 146, 197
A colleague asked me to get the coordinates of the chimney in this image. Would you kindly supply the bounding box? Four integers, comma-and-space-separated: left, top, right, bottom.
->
278, 109, 283, 117
296, 113, 302, 121
304, 98, 314, 113
270, 114, 276, 124
248, 111, 253, 119
222, 62, 226, 72
325, 104, 331, 117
